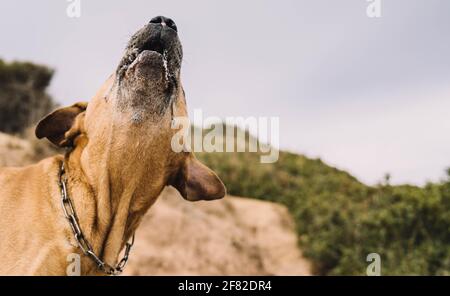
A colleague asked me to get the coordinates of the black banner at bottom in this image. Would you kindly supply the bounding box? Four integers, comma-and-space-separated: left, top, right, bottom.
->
0, 276, 447, 295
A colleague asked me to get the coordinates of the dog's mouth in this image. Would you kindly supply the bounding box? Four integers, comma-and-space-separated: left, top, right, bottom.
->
118, 40, 168, 81
113, 17, 183, 117
116, 21, 182, 88
123, 38, 166, 69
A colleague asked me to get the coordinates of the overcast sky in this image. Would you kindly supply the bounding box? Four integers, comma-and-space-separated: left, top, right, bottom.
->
1, 0, 449, 185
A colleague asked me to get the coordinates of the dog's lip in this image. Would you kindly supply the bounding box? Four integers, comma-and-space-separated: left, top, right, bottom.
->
117, 28, 182, 82
129, 49, 165, 68
129, 37, 166, 63
119, 38, 169, 74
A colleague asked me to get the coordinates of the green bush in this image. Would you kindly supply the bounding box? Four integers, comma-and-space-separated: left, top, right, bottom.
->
196, 129, 450, 275
0, 59, 56, 134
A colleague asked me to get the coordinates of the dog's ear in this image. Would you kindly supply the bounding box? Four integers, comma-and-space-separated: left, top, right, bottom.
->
35, 102, 88, 147
172, 155, 226, 202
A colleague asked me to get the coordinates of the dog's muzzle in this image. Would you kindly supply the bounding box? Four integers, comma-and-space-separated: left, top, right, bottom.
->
117, 16, 183, 83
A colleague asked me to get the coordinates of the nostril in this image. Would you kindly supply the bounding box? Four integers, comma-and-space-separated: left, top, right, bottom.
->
150, 16, 177, 32
150, 16, 163, 24
165, 19, 178, 32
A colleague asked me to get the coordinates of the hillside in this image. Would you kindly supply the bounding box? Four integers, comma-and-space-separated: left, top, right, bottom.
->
2, 123, 450, 275
2, 124, 450, 275
0, 132, 311, 275
125, 187, 310, 275
0, 132, 35, 166
196, 130, 450, 275
0, 59, 55, 134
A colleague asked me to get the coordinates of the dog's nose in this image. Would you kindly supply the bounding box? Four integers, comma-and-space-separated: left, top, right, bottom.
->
150, 16, 177, 32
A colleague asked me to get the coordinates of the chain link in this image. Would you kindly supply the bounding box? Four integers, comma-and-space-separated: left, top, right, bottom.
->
59, 162, 135, 275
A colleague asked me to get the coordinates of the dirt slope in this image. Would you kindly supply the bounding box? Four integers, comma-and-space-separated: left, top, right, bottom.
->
0, 132, 35, 167
124, 187, 310, 275
0, 132, 311, 275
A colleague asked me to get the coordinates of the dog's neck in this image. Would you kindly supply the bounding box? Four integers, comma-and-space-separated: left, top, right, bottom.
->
63, 128, 169, 274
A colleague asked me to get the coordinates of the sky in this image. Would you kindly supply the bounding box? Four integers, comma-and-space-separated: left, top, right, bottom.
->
0, 0, 449, 185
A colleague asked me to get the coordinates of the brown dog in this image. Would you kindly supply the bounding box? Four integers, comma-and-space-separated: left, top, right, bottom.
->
0, 16, 226, 275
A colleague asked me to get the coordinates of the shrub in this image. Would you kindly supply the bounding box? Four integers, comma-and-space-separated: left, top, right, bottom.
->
196, 129, 450, 275
0, 59, 56, 134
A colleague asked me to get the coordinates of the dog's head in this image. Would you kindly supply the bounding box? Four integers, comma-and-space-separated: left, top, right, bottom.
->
36, 16, 226, 202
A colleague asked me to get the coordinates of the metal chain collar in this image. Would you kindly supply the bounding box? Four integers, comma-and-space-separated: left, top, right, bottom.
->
59, 162, 135, 275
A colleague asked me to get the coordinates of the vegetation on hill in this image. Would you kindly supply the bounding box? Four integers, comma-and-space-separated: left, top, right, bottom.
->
0, 59, 56, 134
196, 127, 450, 275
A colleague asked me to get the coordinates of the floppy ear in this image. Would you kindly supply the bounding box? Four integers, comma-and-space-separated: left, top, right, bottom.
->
35, 102, 88, 147
172, 155, 226, 202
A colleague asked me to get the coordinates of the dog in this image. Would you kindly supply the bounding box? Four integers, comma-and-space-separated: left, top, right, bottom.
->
0, 16, 226, 275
